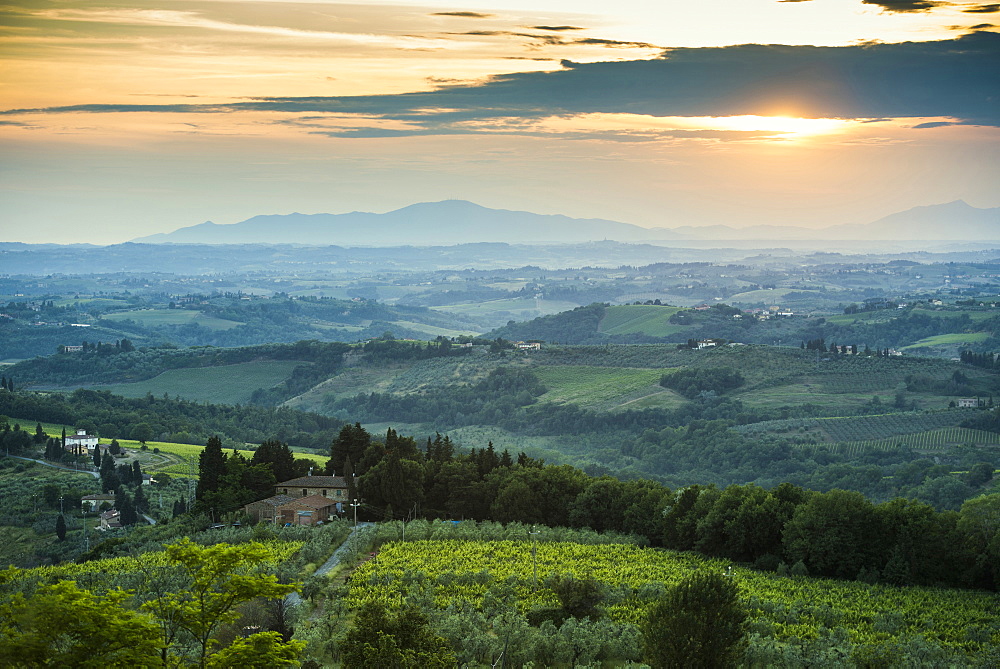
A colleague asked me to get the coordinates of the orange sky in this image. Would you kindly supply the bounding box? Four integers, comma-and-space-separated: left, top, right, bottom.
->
1, 0, 997, 243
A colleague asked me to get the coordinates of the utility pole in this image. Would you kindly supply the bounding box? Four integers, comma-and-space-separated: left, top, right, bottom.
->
350, 498, 360, 528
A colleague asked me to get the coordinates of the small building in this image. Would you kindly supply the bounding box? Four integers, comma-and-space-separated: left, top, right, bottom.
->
63, 345, 83, 353
65, 428, 98, 453
275, 495, 339, 526
957, 398, 980, 408
515, 341, 541, 351
274, 475, 350, 502
242, 494, 296, 524
99, 509, 122, 531
81, 493, 116, 512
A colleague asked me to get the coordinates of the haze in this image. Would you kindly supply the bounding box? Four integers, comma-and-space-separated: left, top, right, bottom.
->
1, 0, 997, 244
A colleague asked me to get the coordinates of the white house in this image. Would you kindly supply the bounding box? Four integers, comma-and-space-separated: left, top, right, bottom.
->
65, 428, 98, 452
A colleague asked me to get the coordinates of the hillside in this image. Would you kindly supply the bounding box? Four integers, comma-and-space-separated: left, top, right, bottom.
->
488, 301, 1000, 356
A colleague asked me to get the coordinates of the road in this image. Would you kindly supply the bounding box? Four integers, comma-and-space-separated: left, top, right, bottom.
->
286, 523, 374, 609
9, 455, 156, 524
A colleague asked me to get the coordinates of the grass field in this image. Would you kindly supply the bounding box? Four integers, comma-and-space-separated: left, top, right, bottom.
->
90, 360, 304, 404
100, 309, 244, 330
724, 288, 800, 303
285, 363, 414, 411
598, 305, 688, 337
432, 298, 578, 318
910, 307, 998, 321
901, 332, 990, 350
535, 365, 667, 408
391, 320, 482, 338
823, 311, 901, 325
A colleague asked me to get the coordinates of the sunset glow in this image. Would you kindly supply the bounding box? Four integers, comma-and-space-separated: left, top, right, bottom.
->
0, 0, 996, 243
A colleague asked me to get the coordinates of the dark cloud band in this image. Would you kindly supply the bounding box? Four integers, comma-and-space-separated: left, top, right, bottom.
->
5, 33, 997, 132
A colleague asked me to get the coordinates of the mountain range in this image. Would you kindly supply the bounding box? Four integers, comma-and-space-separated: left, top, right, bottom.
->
132, 199, 1000, 246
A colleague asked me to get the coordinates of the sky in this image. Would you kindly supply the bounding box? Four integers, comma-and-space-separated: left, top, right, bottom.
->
1, 0, 998, 244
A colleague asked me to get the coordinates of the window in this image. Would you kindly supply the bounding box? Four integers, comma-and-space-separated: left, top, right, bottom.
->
302, 489, 307, 496
322, 490, 327, 497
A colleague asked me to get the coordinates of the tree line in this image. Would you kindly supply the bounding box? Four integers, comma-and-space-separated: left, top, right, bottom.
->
230, 423, 1000, 592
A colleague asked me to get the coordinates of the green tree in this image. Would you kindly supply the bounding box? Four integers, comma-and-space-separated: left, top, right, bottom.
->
782, 489, 884, 579
641, 571, 747, 669
130, 423, 154, 446
196, 436, 227, 501
0, 578, 162, 667
339, 601, 455, 668
55, 513, 67, 541
141, 538, 299, 668
205, 631, 304, 668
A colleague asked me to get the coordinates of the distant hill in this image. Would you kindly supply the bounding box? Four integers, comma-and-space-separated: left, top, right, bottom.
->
133, 199, 1000, 246
828, 200, 1000, 241
132, 200, 671, 245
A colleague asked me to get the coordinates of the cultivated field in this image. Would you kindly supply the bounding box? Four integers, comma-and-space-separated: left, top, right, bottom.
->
598, 305, 687, 337
91, 360, 304, 404
100, 309, 244, 330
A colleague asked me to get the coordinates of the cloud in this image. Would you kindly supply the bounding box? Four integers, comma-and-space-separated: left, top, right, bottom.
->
912, 120, 956, 127
6, 32, 998, 133
431, 11, 494, 18
962, 3, 1000, 11
446, 30, 661, 50
529, 25, 585, 31
860, 0, 947, 12
31, 8, 451, 49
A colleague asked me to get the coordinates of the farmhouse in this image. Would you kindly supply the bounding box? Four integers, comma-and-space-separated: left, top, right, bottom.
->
243, 493, 342, 525
81, 493, 116, 511
99, 509, 122, 531
957, 398, 981, 408
242, 494, 296, 524
274, 474, 350, 501
275, 495, 339, 526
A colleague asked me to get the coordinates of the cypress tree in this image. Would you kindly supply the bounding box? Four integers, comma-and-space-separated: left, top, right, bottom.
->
196, 436, 227, 500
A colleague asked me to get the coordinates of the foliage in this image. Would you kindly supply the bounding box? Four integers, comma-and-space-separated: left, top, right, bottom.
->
659, 366, 746, 399
641, 570, 747, 669
0, 579, 163, 667
339, 601, 456, 668
343, 539, 999, 664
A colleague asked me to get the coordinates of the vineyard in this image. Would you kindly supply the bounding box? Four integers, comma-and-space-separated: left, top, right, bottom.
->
3, 537, 303, 591
735, 409, 978, 443
347, 539, 1000, 661
831, 427, 1000, 456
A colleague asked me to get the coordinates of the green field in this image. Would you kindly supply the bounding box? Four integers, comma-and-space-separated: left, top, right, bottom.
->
832, 427, 1000, 455
535, 365, 668, 408
285, 363, 415, 411
724, 288, 800, 303
823, 311, 901, 325
902, 332, 990, 350
90, 360, 303, 404
348, 538, 998, 662
910, 307, 998, 321
391, 320, 482, 338
598, 305, 687, 337
100, 309, 244, 330
433, 298, 579, 317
